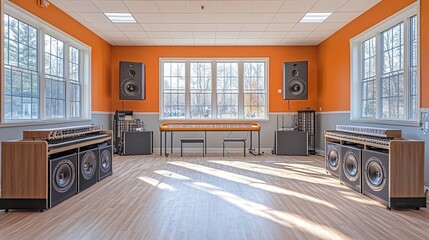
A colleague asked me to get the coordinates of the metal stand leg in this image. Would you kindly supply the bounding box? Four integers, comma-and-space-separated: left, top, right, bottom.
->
164, 131, 169, 157
160, 131, 162, 156
181, 141, 183, 157
171, 132, 173, 153
223, 141, 225, 157
244, 140, 246, 157
204, 131, 207, 154
258, 130, 261, 155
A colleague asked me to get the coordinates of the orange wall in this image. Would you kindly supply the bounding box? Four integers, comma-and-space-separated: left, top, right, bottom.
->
421, 0, 429, 108
111, 46, 318, 113
9, 0, 112, 112
317, 0, 418, 112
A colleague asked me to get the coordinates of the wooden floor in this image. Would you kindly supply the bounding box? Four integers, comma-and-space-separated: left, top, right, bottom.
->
1, 153, 428, 240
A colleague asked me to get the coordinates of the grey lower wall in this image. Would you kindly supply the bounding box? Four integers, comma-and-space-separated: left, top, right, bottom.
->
1, 111, 427, 191
316, 111, 429, 186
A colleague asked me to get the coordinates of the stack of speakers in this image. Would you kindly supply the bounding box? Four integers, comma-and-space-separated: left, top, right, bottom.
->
49, 143, 112, 207
325, 141, 418, 209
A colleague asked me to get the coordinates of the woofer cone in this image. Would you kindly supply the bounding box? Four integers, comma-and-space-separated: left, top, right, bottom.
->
327, 147, 339, 171
100, 150, 111, 173
121, 79, 141, 97
81, 151, 96, 180
343, 151, 359, 181
365, 157, 386, 191
287, 79, 305, 96
53, 159, 75, 193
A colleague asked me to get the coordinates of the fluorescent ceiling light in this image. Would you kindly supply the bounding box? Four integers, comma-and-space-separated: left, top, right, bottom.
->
300, 13, 332, 23
104, 13, 136, 23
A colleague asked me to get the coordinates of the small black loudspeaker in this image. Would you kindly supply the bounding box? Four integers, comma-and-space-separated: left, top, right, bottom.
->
283, 61, 308, 100
120, 61, 145, 100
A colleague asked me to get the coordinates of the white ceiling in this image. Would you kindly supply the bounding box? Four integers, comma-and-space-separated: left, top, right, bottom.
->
48, 0, 381, 46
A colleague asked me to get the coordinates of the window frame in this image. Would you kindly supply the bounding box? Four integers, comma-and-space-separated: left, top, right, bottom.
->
159, 58, 269, 121
1, 2, 92, 125
350, 3, 419, 126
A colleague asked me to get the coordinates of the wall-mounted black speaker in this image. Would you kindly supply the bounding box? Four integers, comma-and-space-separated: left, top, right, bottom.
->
283, 61, 308, 100
120, 61, 145, 100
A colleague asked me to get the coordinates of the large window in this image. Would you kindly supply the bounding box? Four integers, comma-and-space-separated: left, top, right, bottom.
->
160, 59, 268, 120
2, 4, 90, 123
350, 4, 419, 125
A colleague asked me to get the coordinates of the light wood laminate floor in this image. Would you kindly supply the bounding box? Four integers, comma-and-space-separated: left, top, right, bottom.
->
0, 153, 428, 240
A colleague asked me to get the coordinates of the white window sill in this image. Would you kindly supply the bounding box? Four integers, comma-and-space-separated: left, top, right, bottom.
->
0, 118, 92, 128
159, 118, 269, 122
350, 118, 420, 127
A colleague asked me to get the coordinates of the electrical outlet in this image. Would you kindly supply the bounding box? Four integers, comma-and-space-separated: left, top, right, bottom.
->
278, 89, 282, 93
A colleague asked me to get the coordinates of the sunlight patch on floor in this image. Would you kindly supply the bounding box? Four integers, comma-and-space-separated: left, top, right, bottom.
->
138, 176, 177, 192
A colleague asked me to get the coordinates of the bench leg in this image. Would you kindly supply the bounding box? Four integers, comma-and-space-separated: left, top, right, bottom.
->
181, 142, 183, 157
202, 142, 205, 157
244, 141, 246, 157
223, 141, 225, 157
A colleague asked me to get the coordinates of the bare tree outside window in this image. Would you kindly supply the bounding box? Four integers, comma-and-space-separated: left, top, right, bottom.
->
190, 62, 211, 118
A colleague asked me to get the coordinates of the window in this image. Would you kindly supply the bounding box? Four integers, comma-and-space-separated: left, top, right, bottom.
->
2, 4, 91, 123
350, 4, 419, 125
160, 59, 268, 120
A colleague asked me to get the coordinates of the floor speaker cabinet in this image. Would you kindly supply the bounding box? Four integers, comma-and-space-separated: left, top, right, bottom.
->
325, 137, 426, 210
122, 131, 153, 155
274, 130, 308, 156
325, 142, 341, 178
120, 61, 145, 100
283, 61, 308, 100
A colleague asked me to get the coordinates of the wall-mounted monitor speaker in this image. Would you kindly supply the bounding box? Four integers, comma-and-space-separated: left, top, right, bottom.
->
120, 61, 145, 100
283, 61, 308, 100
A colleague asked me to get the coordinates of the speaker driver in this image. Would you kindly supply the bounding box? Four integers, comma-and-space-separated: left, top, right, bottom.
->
128, 70, 136, 77
292, 70, 299, 77
53, 159, 76, 193
365, 157, 386, 191
81, 151, 96, 180
344, 151, 359, 181
328, 147, 339, 170
100, 150, 111, 173
287, 79, 305, 96
121, 79, 141, 97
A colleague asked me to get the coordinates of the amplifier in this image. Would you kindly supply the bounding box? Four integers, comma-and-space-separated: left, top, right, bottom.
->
274, 130, 308, 156
122, 131, 153, 155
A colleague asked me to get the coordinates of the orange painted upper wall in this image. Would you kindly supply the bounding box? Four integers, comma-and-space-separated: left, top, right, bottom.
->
317, 0, 419, 112
111, 46, 318, 113
9, 0, 112, 112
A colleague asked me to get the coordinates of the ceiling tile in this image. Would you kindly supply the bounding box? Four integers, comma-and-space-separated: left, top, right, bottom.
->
188, 1, 220, 13
102, 31, 126, 38
285, 31, 310, 38
245, 14, 275, 23
325, 12, 361, 23
278, 0, 316, 13
339, 0, 380, 12
279, 39, 302, 45
91, 22, 119, 31
170, 32, 194, 39
156, 1, 189, 13
266, 23, 295, 32
272, 13, 305, 23
141, 24, 191, 32
193, 32, 216, 39
163, 14, 191, 23
194, 39, 216, 45
189, 14, 219, 24
193, 24, 217, 31
257, 38, 282, 45
146, 32, 171, 38
215, 39, 238, 45
131, 39, 154, 45
307, 31, 332, 38
250, 1, 283, 13
62, 1, 99, 13
133, 13, 164, 23
316, 22, 347, 31
217, 14, 248, 24
216, 24, 243, 32
123, 31, 149, 38
124, 1, 159, 13
291, 23, 320, 32
79, 13, 110, 23
236, 39, 259, 45
92, 1, 129, 13
115, 23, 143, 32
239, 32, 263, 39
261, 32, 287, 39
151, 39, 175, 45
300, 37, 322, 45
215, 1, 251, 13
216, 32, 240, 38
173, 39, 195, 45
309, 0, 348, 13
242, 24, 268, 32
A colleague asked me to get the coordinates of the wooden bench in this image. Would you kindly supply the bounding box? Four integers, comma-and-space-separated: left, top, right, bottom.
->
180, 138, 205, 157
223, 138, 246, 157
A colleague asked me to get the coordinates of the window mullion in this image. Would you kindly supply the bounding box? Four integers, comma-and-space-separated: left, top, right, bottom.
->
39, 29, 46, 120
212, 61, 217, 118
185, 61, 190, 119
238, 61, 244, 118
403, 17, 411, 120
65, 42, 70, 118
375, 32, 382, 119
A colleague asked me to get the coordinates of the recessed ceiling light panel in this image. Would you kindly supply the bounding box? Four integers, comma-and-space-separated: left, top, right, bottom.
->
300, 13, 332, 23
104, 13, 136, 23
